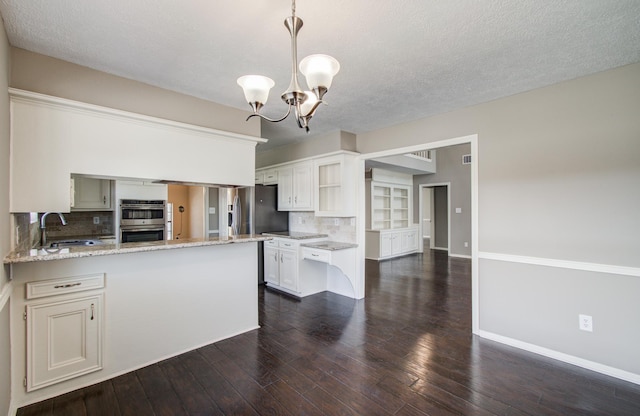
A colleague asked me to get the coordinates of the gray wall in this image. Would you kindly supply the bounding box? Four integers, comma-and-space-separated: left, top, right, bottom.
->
414, 144, 471, 256
357, 63, 640, 378
433, 186, 449, 250
0, 14, 12, 416
256, 130, 356, 167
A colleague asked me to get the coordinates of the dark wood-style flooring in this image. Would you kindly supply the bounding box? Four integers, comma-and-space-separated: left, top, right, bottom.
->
18, 250, 640, 415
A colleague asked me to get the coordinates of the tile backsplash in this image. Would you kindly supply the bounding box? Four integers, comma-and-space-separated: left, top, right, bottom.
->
289, 212, 356, 243
13, 211, 115, 249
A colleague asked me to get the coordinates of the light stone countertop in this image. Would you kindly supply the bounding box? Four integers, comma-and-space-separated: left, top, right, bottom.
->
261, 231, 329, 240
3, 234, 271, 264
301, 241, 358, 251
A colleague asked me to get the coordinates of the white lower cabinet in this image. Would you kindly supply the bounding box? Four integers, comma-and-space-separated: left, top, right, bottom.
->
264, 237, 327, 297
264, 242, 298, 292
25, 275, 104, 391
366, 226, 420, 260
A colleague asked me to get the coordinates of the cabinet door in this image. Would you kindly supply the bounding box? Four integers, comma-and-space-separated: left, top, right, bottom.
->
264, 246, 280, 285
279, 249, 299, 292
293, 163, 313, 210
380, 233, 393, 257
27, 294, 103, 391
277, 167, 293, 210
391, 232, 402, 254
402, 229, 418, 252
72, 176, 111, 210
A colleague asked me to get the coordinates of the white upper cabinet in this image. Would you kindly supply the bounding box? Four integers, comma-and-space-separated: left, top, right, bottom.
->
71, 175, 112, 210
278, 162, 313, 211
9, 90, 264, 212
314, 153, 358, 217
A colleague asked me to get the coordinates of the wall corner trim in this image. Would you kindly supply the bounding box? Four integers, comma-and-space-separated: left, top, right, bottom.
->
478, 251, 640, 277
476, 329, 640, 385
0, 281, 12, 312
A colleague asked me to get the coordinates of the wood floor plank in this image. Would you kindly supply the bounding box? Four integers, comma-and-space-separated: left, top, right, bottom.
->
82, 381, 121, 416
160, 357, 223, 415
184, 350, 260, 416
111, 372, 155, 416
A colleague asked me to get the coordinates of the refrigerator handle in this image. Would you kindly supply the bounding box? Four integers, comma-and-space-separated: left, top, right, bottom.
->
232, 194, 240, 235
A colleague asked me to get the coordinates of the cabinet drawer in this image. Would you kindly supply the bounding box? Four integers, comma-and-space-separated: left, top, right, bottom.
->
26, 274, 105, 299
278, 240, 299, 250
302, 247, 331, 264
264, 239, 278, 248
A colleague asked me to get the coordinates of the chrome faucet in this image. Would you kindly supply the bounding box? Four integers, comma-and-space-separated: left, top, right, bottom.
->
40, 212, 68, 247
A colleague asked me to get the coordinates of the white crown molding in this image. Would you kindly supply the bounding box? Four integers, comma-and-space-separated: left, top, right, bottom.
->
479, 251, 640, 277
8, 88, 267, 145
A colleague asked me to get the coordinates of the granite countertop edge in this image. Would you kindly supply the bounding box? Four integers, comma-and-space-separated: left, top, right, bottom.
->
301, 241, 359, 251
261, 232, 329, 240
3, 235, 272, 264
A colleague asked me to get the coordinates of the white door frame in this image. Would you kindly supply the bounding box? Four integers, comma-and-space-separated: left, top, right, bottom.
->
418, 182, 451, 253
357, 133, 479, 334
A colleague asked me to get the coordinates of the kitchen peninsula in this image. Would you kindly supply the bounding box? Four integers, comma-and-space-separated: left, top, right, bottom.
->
5, 234, 268, 405
5, 89, 268, 408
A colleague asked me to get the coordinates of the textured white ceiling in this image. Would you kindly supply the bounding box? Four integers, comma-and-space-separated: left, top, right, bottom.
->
1, 0, 639, 150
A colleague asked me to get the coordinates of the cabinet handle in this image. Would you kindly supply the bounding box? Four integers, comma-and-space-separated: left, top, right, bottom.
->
280, 253, 283, 263
90, 303, 95, 320
312, 253, 319, 257
103, 196, 106, 205
54, 282, 81, 289
295, 196, 297, 203
274, 252, 278, 262
289, 197, 291, 204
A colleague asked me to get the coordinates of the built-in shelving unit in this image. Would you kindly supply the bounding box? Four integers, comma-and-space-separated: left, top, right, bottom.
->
365, 168, 418, 260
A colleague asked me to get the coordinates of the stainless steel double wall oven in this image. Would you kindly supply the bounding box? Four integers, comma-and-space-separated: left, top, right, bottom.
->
120, 199, 166, 243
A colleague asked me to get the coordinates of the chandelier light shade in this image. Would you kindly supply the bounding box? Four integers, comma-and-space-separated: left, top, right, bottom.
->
299, 54, 340, 92
236, 0, 339, 132
236, 75, 275, 113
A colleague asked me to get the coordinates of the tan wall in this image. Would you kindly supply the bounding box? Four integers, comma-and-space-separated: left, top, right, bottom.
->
10, 48, 260, 138
168, 185, 190, 239
0, 15, 12, 416
357, 63, 640, 377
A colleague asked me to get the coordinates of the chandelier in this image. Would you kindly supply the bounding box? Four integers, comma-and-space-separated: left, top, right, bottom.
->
237, 0, 340, 132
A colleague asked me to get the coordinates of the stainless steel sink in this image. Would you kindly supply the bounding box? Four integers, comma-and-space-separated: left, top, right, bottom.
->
48, 239, 104, 248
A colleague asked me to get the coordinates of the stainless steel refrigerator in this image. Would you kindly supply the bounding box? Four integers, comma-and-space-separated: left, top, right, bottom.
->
227, 185, 288, 284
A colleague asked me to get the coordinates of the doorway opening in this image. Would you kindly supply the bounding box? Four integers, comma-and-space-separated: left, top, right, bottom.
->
419, 183, 450, 253
357, 133, 479, 333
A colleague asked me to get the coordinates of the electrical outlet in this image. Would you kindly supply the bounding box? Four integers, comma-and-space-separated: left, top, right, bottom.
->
464, 242, 469, 247
297, 217, 302, 224
579, 314, 593, 332
350, 217, 355, 226
334, 218, 340, 226
93, 216, 100, 225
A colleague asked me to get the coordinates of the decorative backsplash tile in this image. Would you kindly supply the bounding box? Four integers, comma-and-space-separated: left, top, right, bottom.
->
289, 212, 356, 243
13, 211, 115, 249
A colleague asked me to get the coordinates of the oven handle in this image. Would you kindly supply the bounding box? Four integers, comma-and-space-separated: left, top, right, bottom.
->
120, 226, 165, 232
120, 205, 166, 210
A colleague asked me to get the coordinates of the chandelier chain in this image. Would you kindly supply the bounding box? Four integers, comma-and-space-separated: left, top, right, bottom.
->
291, 0, 296, 17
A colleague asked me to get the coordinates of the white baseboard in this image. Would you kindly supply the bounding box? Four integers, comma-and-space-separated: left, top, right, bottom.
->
476, 329, 640, 385
7, 400, 17, 416
449, 253, 471, 259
